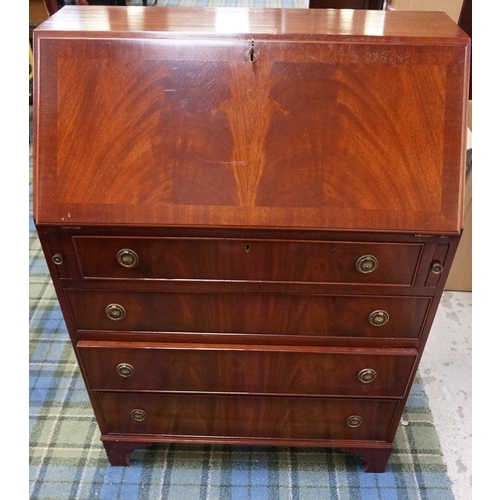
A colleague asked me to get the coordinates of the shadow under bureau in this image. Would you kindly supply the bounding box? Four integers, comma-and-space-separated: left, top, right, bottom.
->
33, 5, 470, 472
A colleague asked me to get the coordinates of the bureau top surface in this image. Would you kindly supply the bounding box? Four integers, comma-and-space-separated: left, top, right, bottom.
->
35, 6, 467, 41
33, 7, 469, 233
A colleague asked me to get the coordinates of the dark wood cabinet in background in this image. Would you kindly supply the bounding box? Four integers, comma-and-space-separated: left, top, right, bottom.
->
309, 0, 386, 9
33, 6, 470, 472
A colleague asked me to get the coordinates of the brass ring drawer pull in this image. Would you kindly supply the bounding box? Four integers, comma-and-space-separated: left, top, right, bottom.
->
117, 248, 139, 268
356, 254, 378, 274
105, 303, 126, 321
130, 409, 147, 422
346, 415, 363, 428
368, 310, 389, 326
116, 363, 135, 377
358, 368, 377, 383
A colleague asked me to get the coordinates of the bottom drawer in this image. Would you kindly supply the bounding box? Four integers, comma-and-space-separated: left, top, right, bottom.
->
97, 392, 399, 442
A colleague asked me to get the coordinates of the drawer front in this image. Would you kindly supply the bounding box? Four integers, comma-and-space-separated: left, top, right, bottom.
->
97, 392, 399, 442
78, 342, 416, 397
66, 289, 430, 339
73, 236, 422, 285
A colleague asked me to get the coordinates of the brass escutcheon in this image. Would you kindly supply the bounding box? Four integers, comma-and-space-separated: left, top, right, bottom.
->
116, 363, 135, 378
358, 368, 377, 383
130, 409, 147, 422
346, 415, 363, 428
356, 255, 378, 274
105, 303, 126, 321
117, 248, 139, 268
369, 310, 389, 327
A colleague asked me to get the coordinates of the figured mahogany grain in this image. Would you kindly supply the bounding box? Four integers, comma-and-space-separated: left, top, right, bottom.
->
97, 392, 399, 442
33, 8, 470, 233
73, 236, 423, 285
65, 288, 431, 339
78, 341, 417, 397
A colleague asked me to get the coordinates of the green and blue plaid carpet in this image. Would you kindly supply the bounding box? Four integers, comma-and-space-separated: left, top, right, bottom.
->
29, 2, 455, 497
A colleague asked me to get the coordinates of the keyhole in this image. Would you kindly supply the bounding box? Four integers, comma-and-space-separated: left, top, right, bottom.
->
249, 41, 255, 63
245, 244, 251, 253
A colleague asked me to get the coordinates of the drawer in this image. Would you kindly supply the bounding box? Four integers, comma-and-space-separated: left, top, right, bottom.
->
78, 341, 417, 397
66, 289, 430, 339
97, 392, 399, 442
73, 236, 422, 285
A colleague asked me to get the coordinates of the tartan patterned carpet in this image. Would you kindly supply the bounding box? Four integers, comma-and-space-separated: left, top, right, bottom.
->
29, 3, 455, 497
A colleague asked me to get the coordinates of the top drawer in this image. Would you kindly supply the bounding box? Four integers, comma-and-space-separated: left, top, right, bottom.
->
73, 236, 422, 285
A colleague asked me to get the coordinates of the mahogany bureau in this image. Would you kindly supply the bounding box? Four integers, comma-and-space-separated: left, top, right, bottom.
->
33, 6, 470, 472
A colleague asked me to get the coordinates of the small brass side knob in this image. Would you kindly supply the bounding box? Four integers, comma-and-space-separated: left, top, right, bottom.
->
346, 415, 363, 428
356, 255, 378, 274
431, 263, 444, 275
105, 303, 126, 321
130, 409, 147, 422
116, 363, 135, 378
117, 248, 139, 268
358, 368, 377, 383
369, 310, 389, 327
52, 254, 63, 265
